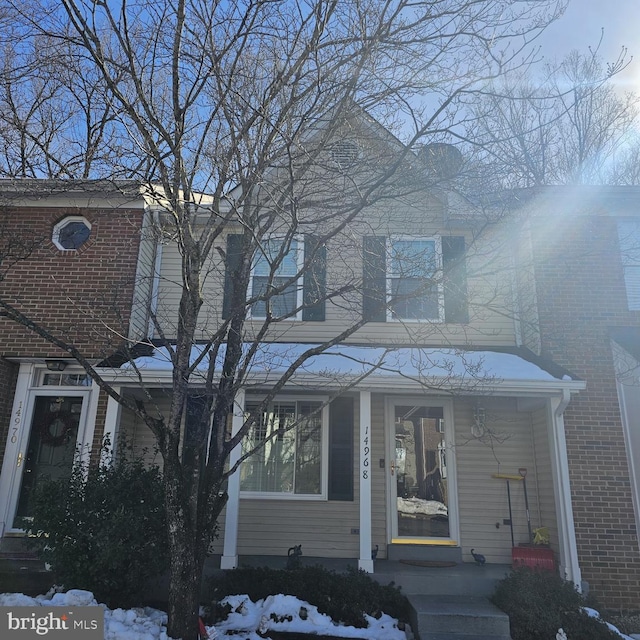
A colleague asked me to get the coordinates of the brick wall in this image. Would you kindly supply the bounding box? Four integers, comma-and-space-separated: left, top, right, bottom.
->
0, 205, 144, 359
0, 202, 145, 474
530, 210, 640, 609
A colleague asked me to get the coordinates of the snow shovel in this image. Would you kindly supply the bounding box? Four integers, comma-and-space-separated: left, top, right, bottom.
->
492, 473, 520, 547
519, 468, 534, 544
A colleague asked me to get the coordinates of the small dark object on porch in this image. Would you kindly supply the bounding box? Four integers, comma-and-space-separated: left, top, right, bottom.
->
371, 545, 379, 560
286, 544, 302, 570
471, 549, 486, 565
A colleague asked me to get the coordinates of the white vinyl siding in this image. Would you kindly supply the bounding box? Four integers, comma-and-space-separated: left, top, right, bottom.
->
129, 210, 158, 340
454, 398, 546, 564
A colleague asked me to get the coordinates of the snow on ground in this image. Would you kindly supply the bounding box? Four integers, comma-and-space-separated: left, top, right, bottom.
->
0, 589, 407, 640
0, 588, 635, 640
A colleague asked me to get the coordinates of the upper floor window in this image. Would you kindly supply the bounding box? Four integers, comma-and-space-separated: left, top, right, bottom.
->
240, 399, 326, 497
363, 235, 468, 324
222, 234, 326, 322
387, 237, 442, 321
52, 216, 91, 251
250, 237, 303, 319
618, 219, 640, 311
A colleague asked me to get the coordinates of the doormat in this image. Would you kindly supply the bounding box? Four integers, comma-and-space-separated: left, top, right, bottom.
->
399, 559, 457, 568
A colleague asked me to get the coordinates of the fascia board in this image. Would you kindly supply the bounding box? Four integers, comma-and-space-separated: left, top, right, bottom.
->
97, 367, 585, 397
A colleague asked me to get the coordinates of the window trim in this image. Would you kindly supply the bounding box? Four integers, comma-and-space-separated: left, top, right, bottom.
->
248, 236, 305, 321
618, 218, 640, 311
385, 235, 444, 323
52, 216, 92, 251
240, 395, 329, 500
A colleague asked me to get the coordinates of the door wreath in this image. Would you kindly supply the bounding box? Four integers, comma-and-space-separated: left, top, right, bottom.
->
39, 411, 75, 447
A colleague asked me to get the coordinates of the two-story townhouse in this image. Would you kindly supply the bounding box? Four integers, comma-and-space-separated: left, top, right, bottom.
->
512, 186, 640, 610
0, 180, 155, 541
89, 118, 589, 590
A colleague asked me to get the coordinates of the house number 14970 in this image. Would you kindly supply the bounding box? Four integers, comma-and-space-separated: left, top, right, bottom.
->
362, 425, 370, 479
11, 401, 22, 443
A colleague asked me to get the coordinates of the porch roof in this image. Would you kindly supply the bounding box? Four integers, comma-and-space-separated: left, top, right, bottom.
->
108, 344, 584, 396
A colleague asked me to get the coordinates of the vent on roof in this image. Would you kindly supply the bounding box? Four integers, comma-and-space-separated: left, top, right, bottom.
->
331, 141, 359, 170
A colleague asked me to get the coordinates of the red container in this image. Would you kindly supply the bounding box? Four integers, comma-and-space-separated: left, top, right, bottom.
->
512, 545, 556, 571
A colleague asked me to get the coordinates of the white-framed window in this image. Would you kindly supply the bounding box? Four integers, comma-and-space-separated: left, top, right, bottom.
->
37, 371, 91, 387
618, 219, 640, 311
240, 397, 327, 499
52, 216, 92, 251
387, 236, 443, 321
250, 237, 304, 319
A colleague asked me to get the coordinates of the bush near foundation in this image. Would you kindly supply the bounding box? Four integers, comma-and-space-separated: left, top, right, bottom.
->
492, 567, 620, 640
24, 453, 167, 609
207, 565, 411, 628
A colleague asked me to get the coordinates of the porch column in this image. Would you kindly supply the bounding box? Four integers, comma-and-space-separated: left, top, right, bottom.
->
221, 389, 245, 570
0, 363, 33, 537
98, 387, 121, 466
359, 390, 374, 572
547, 391, 582, 588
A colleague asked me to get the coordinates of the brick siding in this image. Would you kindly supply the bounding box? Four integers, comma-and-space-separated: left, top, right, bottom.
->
530, 211, 640, 609
0, 203, 144, 475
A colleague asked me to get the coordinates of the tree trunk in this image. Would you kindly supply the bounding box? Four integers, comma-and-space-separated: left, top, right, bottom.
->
166, 524, 204, 640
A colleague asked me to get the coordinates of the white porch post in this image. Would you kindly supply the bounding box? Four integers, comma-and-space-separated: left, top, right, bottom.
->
101, 389, 122, 465
0, 363, 33, 537
547, 391, 582, 588
221, 389, 245, 570
359, 390, 374, 572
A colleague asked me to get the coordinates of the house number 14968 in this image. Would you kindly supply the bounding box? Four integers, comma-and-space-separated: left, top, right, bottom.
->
362, 425, 370, 479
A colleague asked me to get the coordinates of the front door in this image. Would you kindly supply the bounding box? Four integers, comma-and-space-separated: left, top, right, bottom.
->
0, 363, 97, 535
388, 399, 458, 542
13, 394, 85, 525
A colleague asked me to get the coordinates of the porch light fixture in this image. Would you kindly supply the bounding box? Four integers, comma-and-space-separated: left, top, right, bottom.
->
471, 406, 486, 438
45, 360, 68, 372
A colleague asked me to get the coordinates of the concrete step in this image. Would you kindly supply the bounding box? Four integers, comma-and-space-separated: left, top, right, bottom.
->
372, 561, 510, 597
0, 538, 54, 596
0, 536, 33, 554
408, 595, 511, 640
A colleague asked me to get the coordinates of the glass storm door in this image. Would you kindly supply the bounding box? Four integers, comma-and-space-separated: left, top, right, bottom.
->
392, 404, 450, 539
12, 395, 84, 526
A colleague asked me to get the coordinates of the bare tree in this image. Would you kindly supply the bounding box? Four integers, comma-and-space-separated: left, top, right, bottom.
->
465, 46, 639, 187
0, 1, 566, 637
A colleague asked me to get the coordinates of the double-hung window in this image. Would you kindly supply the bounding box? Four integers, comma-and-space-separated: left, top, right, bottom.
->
618, 219, 640, 310
240, 399, 326, 498
250, 237, 303, 319
387, 237, 442, 321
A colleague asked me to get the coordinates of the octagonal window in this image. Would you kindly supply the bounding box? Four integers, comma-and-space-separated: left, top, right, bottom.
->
52, 216, 92, 251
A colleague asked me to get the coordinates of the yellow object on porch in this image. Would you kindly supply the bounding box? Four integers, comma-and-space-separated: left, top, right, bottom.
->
533, 527, 550, 546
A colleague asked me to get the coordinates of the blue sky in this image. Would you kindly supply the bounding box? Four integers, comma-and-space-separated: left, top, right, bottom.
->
537, 0, 640, 92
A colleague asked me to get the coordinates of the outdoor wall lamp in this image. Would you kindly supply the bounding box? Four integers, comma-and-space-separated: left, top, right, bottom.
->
45, 360, 68, 372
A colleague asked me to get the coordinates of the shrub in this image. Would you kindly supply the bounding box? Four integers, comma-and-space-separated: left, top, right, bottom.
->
207, 565, 411, 628
491, 568, 620, 640
24, 448, 168, 608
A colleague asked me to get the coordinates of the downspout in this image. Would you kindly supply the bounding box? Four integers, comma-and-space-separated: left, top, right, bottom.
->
510, 247, 523, 348
548, 388, 582, 589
